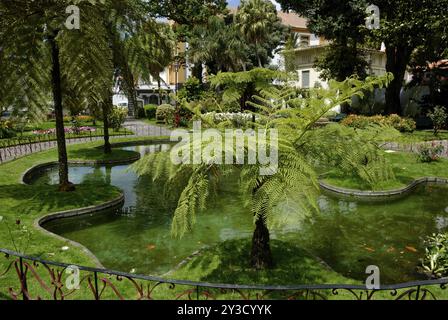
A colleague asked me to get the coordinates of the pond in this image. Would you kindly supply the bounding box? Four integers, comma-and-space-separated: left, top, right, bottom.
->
32, 143, 448, 284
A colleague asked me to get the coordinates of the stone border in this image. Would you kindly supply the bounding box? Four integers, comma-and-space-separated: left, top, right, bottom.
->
21, 153, 141, 185
33, 193, 125, 268
107, 138, 172, 149
319, 177, 448, 198
10, 140, 172, 268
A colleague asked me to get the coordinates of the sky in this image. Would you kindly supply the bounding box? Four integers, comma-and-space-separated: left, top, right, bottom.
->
227, 0, 281, 9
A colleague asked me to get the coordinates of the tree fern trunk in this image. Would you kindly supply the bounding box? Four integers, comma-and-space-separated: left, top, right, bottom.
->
102, 96, 112, 154
49, 32, 74, 192
250, 215, 273, 269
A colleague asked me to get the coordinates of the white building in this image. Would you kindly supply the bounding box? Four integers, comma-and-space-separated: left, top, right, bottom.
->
277, 12, 388, 89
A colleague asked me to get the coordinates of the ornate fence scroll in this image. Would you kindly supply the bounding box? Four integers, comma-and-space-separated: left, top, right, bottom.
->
1, 248, 448, 300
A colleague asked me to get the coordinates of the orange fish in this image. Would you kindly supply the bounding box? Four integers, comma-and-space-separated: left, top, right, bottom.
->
405, 246, 418, 253
147, 244, 156, 250
365, 247, 375, 252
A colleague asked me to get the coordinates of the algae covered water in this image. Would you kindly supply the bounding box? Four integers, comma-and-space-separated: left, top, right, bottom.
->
33, 144, 448, 284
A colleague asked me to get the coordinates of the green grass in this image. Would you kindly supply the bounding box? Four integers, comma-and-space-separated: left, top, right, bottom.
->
170, 240, 355, 285
394, 130, 448, 143
162, 239, 448, 300
25, 120, 104, 131
1, 135, 447, 300
140, 118, 175, 128
0, 137, 171, 300
1, 128, 132, 148
322, 151, 448, 191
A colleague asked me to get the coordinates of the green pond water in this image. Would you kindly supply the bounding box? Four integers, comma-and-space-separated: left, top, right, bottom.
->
33, 144, 448, 284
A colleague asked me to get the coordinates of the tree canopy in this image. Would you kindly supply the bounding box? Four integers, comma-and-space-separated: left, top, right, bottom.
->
277, 0, 448, 114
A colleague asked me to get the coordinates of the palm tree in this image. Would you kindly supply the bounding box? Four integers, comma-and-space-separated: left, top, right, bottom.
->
132, 73, 393, 269
0, 1, 110, 191
235, 0, 281, 68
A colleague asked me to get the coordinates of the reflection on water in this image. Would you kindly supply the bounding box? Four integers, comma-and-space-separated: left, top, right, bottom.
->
33, 144, 448, 283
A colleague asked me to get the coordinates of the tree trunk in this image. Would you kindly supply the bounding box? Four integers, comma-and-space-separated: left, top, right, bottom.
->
192, 63, 203, 83
255, 40, 263, 68
102, 97, 112, 154
250, 215, 273, 269
385, 44, 411, 115
49, 33, 74, 192
157, 78, 162, 105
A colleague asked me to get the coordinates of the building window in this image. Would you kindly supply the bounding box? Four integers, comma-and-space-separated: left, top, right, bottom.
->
302, 70, 310, 88
300, 35, 310, 47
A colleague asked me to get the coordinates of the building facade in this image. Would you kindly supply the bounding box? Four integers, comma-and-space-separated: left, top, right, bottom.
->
278, 12, 388, 89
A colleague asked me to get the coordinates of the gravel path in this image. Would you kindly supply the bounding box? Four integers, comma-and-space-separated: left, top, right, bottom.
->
382, 140, 448, 158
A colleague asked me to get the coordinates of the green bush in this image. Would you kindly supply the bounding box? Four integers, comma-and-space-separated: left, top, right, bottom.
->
341, 114, 416, 132
144, 104, 158, 120
428, 106, 447, 136
417, 143, 444, 163
135, 107, 146, 119
177, 76, 204, 102
63, 115, 94, 123
109, 106, 128, 131
156, 104, 176, 124
0, 120, 16, 139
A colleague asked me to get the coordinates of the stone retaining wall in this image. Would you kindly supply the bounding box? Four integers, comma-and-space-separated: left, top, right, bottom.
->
319, 177, 448, 198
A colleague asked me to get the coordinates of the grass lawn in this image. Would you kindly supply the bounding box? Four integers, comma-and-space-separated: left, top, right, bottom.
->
140, 118, 174, 128
1, 136, 447, 300
394, 130, 448, 143
164, 239, 360, 300
322, 151, 448, 191
162, 239, 448, 300
0, 137, 170, 300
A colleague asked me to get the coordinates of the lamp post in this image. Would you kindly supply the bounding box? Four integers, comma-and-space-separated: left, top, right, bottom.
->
174, 61, 180, 108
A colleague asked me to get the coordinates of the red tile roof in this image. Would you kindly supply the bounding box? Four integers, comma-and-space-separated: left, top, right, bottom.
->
228, 8, 309, 30
277, 12, 308, 29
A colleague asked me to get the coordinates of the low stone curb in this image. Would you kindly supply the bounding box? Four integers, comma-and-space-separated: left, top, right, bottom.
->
21, 154, 141, 185
33, 193, 125, 268
319, 177, 448, 198
106, 138, 172, 149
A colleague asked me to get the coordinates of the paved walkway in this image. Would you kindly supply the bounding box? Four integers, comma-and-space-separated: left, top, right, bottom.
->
123, 119, 172, 137
382, 140, 448, 158
0, 120, 171, 164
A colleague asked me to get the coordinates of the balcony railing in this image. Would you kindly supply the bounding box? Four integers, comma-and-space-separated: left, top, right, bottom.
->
1, 248, 447, 300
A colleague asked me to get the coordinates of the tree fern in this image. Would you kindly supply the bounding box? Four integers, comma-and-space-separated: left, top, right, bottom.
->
132, 72, 393, 268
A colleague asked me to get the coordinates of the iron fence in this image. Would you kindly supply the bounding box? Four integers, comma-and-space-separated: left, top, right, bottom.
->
1, 248, 447, 301
0, 124, 171, 164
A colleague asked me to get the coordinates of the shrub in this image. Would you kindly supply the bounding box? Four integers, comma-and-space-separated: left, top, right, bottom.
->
109, 106, 128, 131
427, 106, 447, 136
144, 104, 157, 120
341, 114, 416, 132
63, 115, 94, 123
156, 104, 175, 124
0, 120, 16, 139
422, 233, 448, 278
135, 106, 146, 119
417, 143, 444, 163
177, 76, 204, 102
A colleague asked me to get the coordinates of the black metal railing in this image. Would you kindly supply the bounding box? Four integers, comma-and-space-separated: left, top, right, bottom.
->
1, 248, 447, 300
0, 123, 174, 164
0, 128, 133, 164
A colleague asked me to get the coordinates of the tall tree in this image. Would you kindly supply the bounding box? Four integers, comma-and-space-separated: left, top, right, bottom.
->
186, 15, 251, 78
277, 0, 448, 115
0, 0, 110, 191
146, 0, 227, 25
236, 0, 286, 68
132, 73, 393, 269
